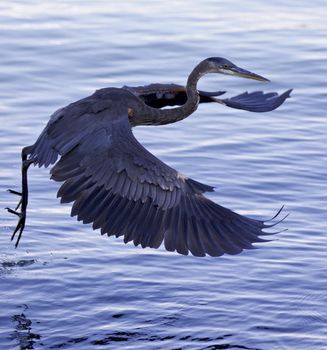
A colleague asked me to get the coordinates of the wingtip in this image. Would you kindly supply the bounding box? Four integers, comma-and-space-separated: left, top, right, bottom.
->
262, 205, 289, 233
284, 88, 293, 98
266, 205, 285, 222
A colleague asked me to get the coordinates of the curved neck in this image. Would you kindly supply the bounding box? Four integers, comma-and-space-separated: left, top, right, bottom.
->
130, 61, 207, 126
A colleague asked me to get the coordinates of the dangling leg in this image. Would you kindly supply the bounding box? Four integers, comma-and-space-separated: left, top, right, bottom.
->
6, 146, 34, 248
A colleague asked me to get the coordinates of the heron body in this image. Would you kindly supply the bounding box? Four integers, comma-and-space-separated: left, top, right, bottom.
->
7, 57, 291, 256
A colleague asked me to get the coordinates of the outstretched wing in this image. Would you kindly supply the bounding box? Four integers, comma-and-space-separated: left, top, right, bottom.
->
30, 90, 274, 256
124, 83, 292, 113
219, 89, 292, 112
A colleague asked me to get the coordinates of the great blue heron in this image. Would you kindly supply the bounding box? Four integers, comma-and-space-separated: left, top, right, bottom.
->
7, 57, 291, 256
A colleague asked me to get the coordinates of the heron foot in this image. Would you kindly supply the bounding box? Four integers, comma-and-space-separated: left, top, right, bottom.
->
8, 189, 23, 210
6, 149, 34, 248
8, 189, 22, 196
6, 207, 20, 216
6, 206, 26, 248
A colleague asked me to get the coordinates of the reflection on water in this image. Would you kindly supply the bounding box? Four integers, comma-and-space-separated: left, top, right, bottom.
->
47, 328, 257, 350
0, 0, 327, 349
2, 260, 35, 269
10, 305, 41, 350
0, 260, 36, 278
8, 304, 265, 350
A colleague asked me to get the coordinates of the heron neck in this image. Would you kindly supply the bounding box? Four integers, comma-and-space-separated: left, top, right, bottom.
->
131, 62, 205, 126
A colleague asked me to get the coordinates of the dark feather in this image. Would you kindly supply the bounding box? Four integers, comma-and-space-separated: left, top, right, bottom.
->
221, 89, 292, 112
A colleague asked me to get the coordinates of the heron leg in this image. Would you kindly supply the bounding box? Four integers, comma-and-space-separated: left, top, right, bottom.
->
6, 146, 34, 248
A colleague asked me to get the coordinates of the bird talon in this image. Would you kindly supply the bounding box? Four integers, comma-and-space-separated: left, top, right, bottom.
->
15, 199, 23, 211
7, 205, 27, 247
7, 189, 23, 210
8, 189, 22, 196
6, 207, 21, 217
7, 148, 33, 248
10, 212, 26, 247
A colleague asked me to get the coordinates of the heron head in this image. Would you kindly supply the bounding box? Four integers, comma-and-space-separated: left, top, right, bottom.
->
206, 57, 270, 82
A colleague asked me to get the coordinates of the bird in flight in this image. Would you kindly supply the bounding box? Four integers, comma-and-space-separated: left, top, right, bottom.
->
7, 57, 291, 256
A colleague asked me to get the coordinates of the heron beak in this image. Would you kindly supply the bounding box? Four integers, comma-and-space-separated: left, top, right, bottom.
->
229, 66, 270, 82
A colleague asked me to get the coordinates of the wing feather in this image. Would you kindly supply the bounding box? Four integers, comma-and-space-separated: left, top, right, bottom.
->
80, 187, 107, 224
176, 211, 189, 255
220, 89, 292, 112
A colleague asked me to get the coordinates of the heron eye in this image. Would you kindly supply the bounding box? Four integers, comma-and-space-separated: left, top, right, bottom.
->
223, 64, 229, 69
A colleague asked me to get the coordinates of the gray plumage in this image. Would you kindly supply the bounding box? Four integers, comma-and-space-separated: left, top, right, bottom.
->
7, 57, 290, 255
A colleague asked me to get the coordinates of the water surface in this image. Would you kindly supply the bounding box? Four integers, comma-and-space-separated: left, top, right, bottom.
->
0, 1, 326, 349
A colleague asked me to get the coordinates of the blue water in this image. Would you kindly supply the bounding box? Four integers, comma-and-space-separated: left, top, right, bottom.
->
1, 1, 326, 349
